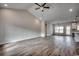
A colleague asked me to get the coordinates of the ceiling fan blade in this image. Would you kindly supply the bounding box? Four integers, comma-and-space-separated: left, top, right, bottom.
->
42, 3, 46, 7
35, 3, 41, 7
44, 7, 50, 9
35, 7, 40, 10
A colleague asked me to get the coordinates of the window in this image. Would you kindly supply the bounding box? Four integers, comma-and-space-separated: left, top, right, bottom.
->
72, 23, 77, 30
55, 26, 59, 33
59, 26, 64, 33
66, 26, 71, 35
55, 26, 64, 33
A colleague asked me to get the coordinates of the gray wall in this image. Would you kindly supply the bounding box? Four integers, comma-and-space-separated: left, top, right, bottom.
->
0, 8, 41, 44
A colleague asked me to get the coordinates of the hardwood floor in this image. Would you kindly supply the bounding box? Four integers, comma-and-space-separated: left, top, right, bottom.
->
0, 36, 79, 56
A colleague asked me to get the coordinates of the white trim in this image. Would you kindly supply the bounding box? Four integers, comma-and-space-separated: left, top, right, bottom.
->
0, 36, 40, 45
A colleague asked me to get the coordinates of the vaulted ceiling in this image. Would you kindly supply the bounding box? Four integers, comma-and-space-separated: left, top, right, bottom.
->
0, 3, 79, 24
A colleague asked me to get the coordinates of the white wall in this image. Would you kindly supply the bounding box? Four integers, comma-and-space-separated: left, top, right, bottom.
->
41, 21, 46, 37
47, 23, 53, 36
0, 8, 41, 44
0, 11, 6, 43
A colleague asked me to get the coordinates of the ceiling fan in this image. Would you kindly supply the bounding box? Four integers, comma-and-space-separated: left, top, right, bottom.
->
35, 3, 50, 12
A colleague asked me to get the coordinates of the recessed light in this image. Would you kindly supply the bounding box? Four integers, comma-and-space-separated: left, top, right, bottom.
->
69, 9, 73, 12
4, 4, 8, 7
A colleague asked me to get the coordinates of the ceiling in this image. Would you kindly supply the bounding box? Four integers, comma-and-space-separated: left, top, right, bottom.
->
0, 3, 79, 24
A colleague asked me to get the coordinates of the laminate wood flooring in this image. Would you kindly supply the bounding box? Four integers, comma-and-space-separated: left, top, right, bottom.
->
0, 36, 79, 56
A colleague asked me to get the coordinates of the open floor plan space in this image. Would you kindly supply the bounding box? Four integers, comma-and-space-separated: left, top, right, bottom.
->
0, 36, 79, 56
0, 3, 79, 56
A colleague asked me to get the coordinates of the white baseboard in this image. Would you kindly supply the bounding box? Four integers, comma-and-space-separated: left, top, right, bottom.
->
0, 36, 40, 45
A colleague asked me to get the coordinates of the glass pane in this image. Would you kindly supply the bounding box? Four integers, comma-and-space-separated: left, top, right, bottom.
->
72, 23, 76, 30
77, 25, 79, 30
55, 26, 64, 33
55, 26, 59, 33
66, 26, 71, 35
59, 26, 64, 33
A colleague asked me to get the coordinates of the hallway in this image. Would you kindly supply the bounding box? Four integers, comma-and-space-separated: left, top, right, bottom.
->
0, 36, 79, 56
